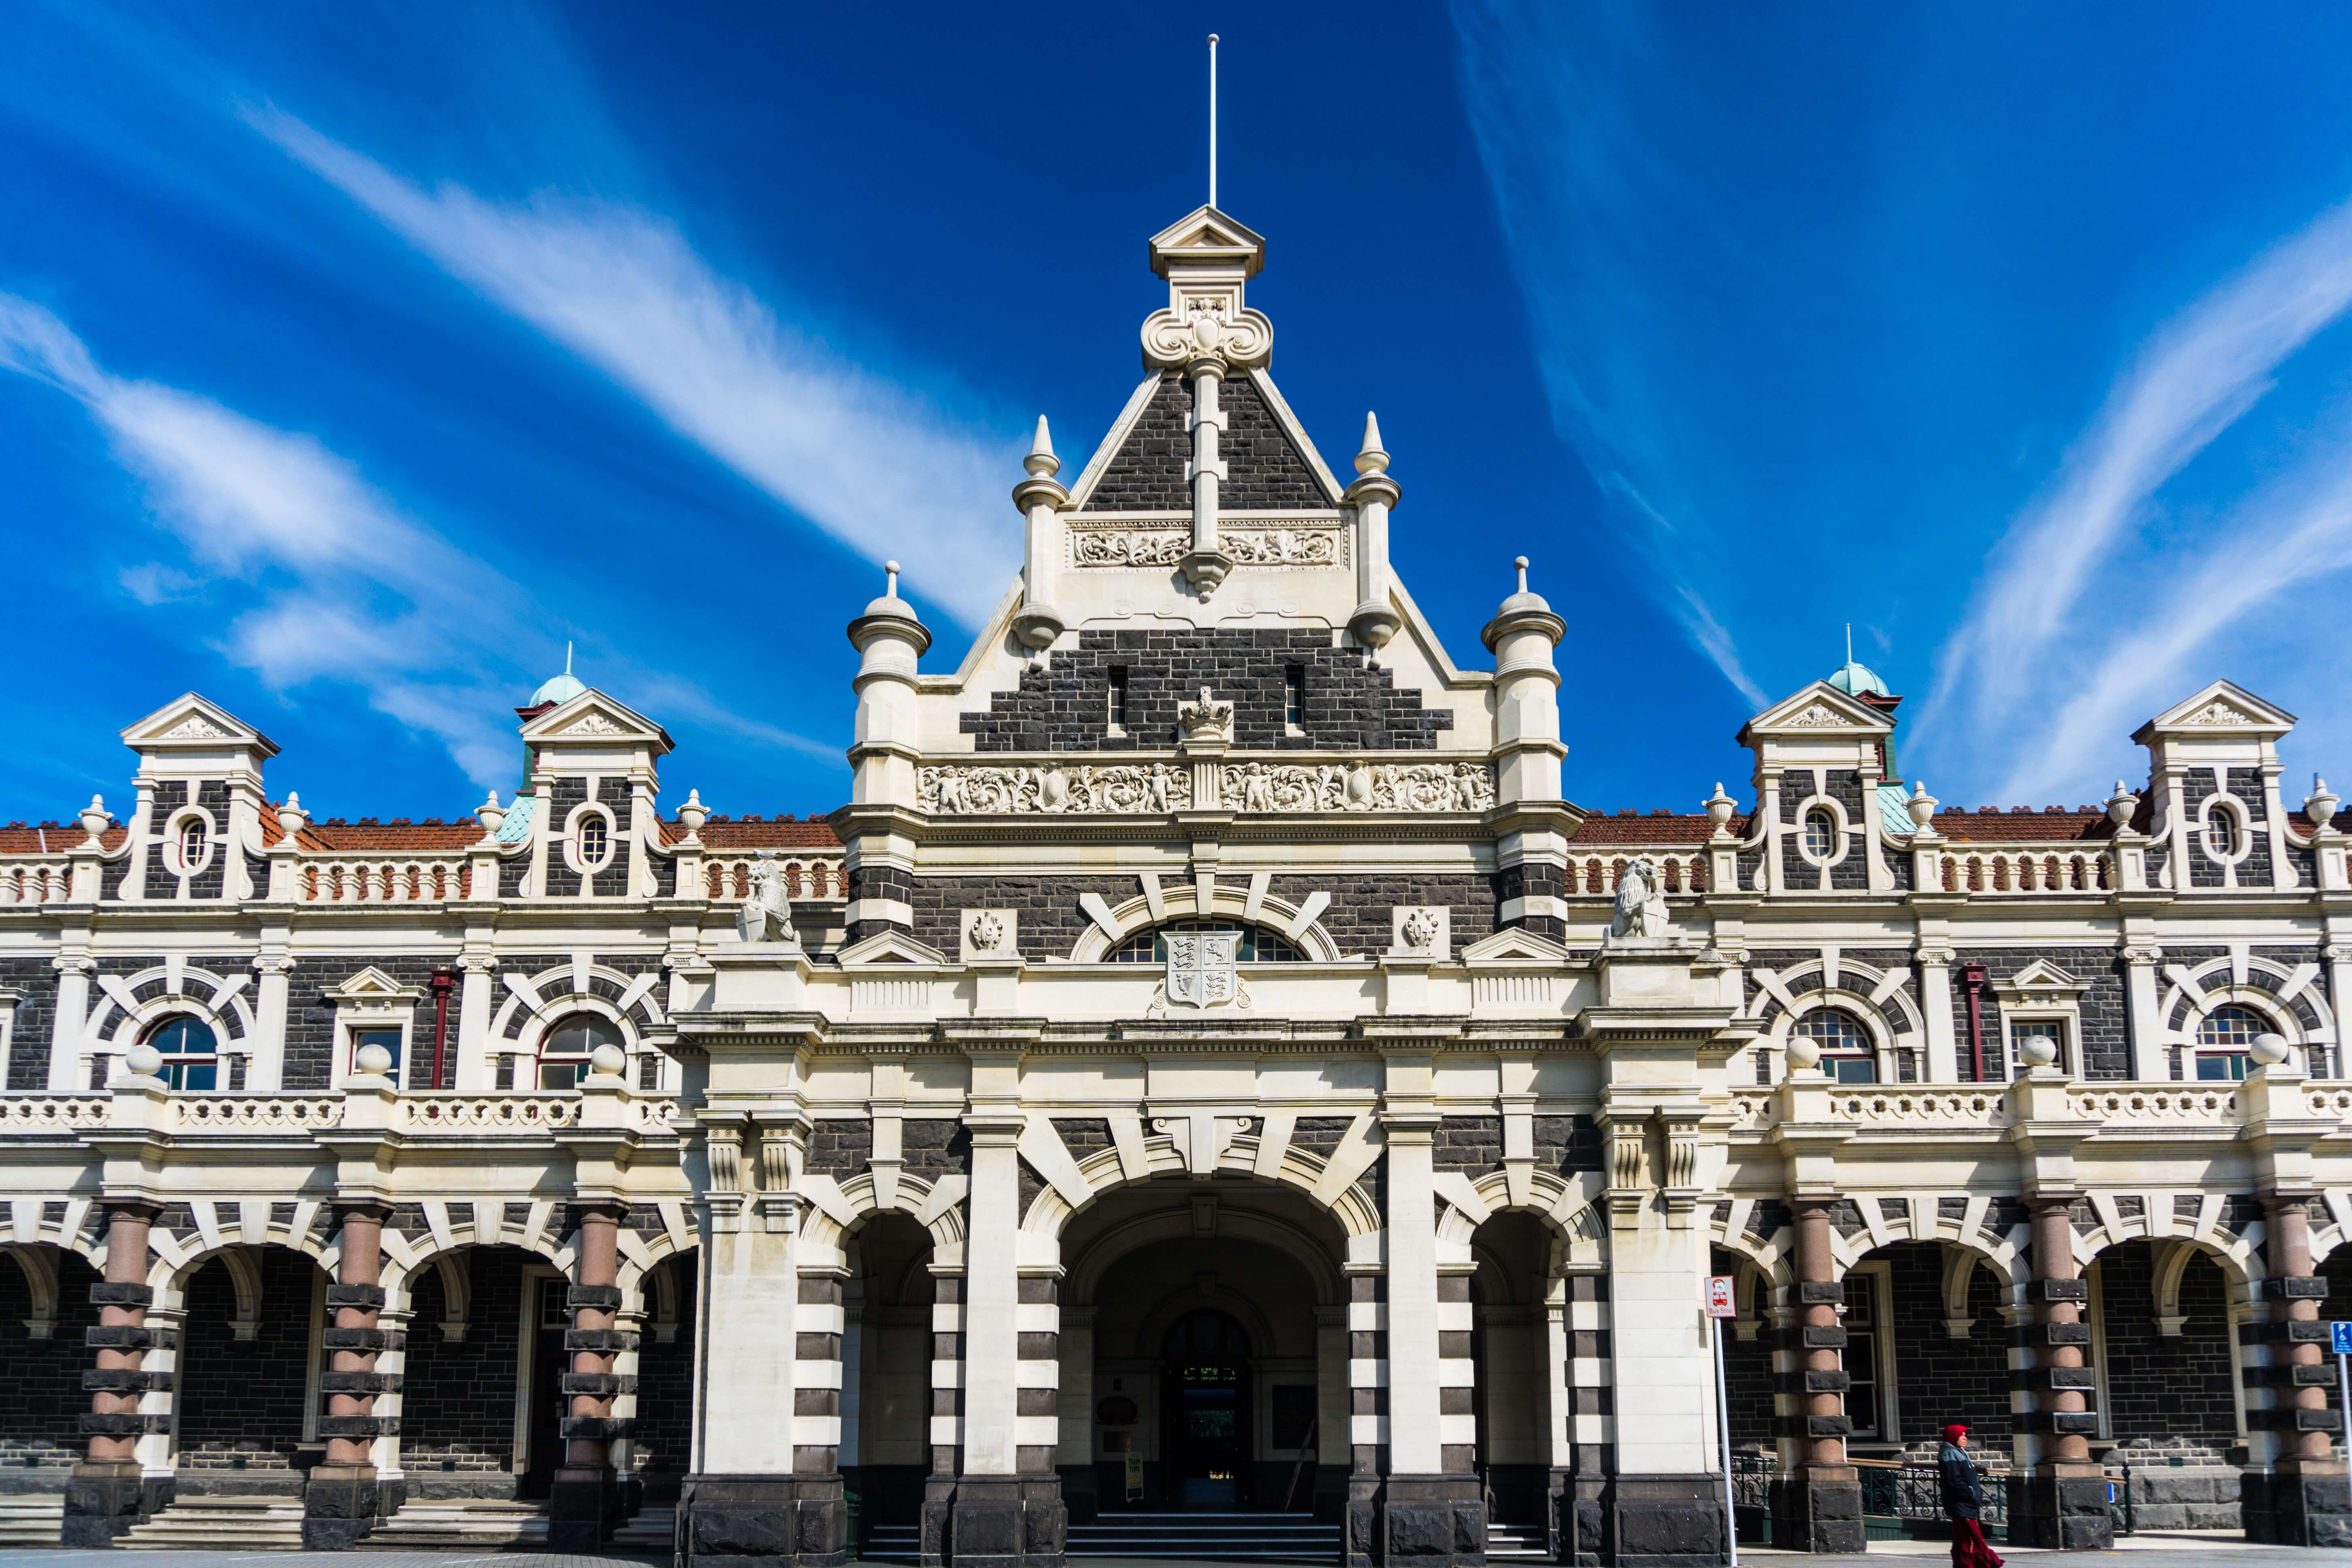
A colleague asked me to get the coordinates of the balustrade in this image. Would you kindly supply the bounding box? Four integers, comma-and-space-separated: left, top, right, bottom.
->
0, 861, 70, 905
167, 1095, 343, 1130
300, 857, 470, 903
0, 1094, 108, 1129
703, 855, 843, 901
1568, 851, 1708, 895
1932, 846, 2110, 894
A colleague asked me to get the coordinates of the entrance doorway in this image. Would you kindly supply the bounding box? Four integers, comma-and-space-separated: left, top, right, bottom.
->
1160, 1310, 1252, 1510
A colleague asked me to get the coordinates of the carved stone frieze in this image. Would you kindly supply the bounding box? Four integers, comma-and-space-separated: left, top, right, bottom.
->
916, 757, 1496, 815
1218, 759, 1494, 814
919, 762, 1193, 815
1069, 519, 1345, 570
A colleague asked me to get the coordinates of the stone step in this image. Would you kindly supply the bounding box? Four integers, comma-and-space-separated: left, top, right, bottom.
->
0, 1492, 64, 1547
1486, 1522, 1550, 1558
120, 1495, 307, 1551
868, 1512, 1344, 1563
358, 1497, 549, 1548
610, 1504, 675, 1547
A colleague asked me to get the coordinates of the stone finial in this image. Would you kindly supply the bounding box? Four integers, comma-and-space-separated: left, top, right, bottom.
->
1025, 416, 1060, 479
677, 788, 709, 834
78, 794, 112, 844
1907, 780, 1939, 834
275, 791, 308, 843
1514, 555, 1529, 595
2106, 780, 2140, 828
1355, 412, 1389, 477
2307, 774, 2339, 832
885, 560, 900, 599
477, 790, 506, 834
1704, 783, 1738, 835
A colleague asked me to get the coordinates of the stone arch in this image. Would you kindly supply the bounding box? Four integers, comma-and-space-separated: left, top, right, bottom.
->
2160, 955, 2337, 1061
792, 1168, 970, 1274
1753, 964, 1928, 1083
0, 1243, 60, 1339
1065, 1200, 1348, 1311
1444, 1170, 1609, 1274
1020, 1127, 1383, 1251
1068, 888, 1343, 963
151, 1230, 333, 1310
2069, 1194, 2263, 1289
82, 964, 260, 1080
379, 1222, 572, 1316
2308, 1190, 2352, 1265
1126, 1279, 1289, 1364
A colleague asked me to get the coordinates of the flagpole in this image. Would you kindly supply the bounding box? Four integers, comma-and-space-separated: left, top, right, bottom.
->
1208, 34, 1219, 209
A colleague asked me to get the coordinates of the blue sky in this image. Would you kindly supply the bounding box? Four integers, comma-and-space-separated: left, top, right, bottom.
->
8, 4, 2352, 823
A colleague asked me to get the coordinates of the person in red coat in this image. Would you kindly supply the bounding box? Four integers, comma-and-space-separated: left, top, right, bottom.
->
1937, 1424, 2003, 1568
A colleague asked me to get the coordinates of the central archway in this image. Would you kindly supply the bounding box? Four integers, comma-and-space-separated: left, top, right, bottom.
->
1060, 1179, 1348, 1524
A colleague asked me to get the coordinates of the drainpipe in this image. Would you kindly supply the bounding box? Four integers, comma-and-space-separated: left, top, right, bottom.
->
429, 968, 456, 1090
1962, 963, 1988, 1083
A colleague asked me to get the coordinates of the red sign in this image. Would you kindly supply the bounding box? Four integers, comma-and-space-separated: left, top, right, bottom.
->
1705, 1275, 1737, 1318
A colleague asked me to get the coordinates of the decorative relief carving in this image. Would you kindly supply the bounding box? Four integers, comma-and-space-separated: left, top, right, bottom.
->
917, 758, 1497, 816
2179, 701, 2253, 728
561, 714, 627, 736
1069, 520, 1345, 570
967, 912, 1006, 952
919, 762, 1192, 815
1217, 760, 1494, 813
1180, 687, 1235, 744
1782, 703, 1846, 728
1141, 289, 1273, 369
159, 715, 232, 740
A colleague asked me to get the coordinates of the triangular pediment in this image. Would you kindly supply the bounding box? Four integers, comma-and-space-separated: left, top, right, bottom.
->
520, 690, 675, 753
1460, 926, 1573, 964
1989, 959, 2088, 1000
1737, 682, 1894, 743
1149, 206, 1266, 277
120, 693, 279, 757
323, 966, 423, 1004
2133, 679, 2296, 742
837, 930, 949, 968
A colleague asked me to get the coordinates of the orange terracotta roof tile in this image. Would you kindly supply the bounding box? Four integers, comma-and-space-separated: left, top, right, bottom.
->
1933, 807, 2109, 842
1568, 811, 1735, 845
0, 823, 129, 853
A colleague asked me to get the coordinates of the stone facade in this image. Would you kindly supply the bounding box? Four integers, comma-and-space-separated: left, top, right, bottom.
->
1, 200, 2351, 1566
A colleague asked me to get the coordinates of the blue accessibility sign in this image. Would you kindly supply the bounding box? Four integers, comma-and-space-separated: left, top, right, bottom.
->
2332, 1321, 2352, 1355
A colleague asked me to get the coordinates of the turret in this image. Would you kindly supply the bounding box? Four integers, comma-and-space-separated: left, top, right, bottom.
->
1481, 556, 1567, 806
1011, 418, 1069, 653
846, 561, 932, 809
1345, 413, 1402, 655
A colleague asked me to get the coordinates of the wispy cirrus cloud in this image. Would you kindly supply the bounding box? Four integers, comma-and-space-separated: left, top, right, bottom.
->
0, 294, 837, 787
1926, 194, 2352, 782
1452, 9, 1767, 708
246, 106, 1020, 628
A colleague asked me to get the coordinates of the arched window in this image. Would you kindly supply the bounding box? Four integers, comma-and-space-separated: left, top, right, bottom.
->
146, 1015, 219, 1091
1107, 920, 1304, 964
1793, 1007, 1875, 1083
174, 815, 208, 874
538, 1013, 624, 1089
2204, 807, 2240, 860
575, 812, 611, 870
1802, 808, 1838, 862
2195, 1004, 2269, 1081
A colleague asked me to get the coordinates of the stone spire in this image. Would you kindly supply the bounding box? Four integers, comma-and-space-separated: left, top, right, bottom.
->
1345, 411, 1401, 654
1011, 416, 1068, 653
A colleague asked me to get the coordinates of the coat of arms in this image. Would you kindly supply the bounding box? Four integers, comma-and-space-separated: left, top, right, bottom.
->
1164, 930, 1240, 1008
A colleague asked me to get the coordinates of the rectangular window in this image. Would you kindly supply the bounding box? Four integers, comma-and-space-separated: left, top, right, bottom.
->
353, 1027, 404, 1084
1107, 667, 1128, 734
1842, 1266, 1897, 1442
2007, 1018, 2072, 1076
1283, 666, 1305, 733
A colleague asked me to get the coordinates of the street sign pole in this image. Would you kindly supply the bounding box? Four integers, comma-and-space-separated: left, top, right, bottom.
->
2335, 1322, 2352, 1521
1709, 1277, 1739, 1567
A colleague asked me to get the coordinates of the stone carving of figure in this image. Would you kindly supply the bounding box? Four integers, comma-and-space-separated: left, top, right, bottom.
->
736, 852, 796, 945
1609, 857, 1672, 945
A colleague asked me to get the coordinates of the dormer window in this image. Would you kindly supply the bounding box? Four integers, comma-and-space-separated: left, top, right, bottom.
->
167, 813, 211, 875
578, 814, 608, 865
2204, 806, 2239, 860
1802, 808, 1837, 862
565, 804, 617, 876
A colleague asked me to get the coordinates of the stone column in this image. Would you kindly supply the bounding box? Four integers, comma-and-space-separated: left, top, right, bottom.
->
550, 1202, 625, 1549
305, 1203, 392, 1548
1368, 1113, 1483, 1567
938, 1115, 1061, 1568
63, 1202, 160, 1545
1769, 1201, 1861, 1552
47, 954, 94, 1091
2241, 1194, 2350, 1544
2014, 1197, 2110, 1549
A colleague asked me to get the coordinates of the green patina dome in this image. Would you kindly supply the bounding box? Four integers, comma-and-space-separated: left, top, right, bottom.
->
529, 671, 587, 707
1828, 657, 1889, 698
